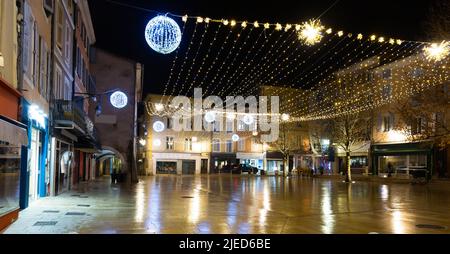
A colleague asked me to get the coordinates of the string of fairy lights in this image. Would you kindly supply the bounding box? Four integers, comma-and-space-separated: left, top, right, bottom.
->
136, 6, 449, 130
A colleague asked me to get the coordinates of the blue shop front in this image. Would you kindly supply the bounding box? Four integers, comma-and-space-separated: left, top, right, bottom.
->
20, 100, 50, 209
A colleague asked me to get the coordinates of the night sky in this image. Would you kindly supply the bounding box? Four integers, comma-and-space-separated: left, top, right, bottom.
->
88, 0, 434, 96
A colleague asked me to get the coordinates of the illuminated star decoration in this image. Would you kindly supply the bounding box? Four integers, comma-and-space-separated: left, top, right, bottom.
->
145, 15, 182, 54
424, 41, 450, 62
298, 19, 325, 46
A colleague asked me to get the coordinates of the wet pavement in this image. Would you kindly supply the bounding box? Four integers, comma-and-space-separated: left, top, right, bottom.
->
3, 175, 450, 234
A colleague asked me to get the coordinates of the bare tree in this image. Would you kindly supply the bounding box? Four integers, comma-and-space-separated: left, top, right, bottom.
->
328, 112, 371, 182
424, 0, 450, 41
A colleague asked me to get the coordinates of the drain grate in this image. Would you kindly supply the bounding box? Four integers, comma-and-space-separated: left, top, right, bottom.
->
0, 206, 4, 209
416, 224, 447, 230
33, 221, 58, 226
77, 204, 90, 207
66, 212, 86, 216
71, 194, 80, 197
43, 210, 60, 213
181, 196, 194, 199
79, 195, 89, 198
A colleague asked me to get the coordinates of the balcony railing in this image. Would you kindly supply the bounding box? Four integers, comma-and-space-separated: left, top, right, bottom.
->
53, 100, 97, 143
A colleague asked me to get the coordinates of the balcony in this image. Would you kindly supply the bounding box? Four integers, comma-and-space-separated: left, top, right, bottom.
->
53, 100, 99, 148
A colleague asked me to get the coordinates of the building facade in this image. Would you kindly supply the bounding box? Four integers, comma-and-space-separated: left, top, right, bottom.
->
89, 48, 143, 183
0, 0, 28, 231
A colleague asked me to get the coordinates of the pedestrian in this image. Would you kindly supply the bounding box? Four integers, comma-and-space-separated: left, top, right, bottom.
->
387, 162, 393, 177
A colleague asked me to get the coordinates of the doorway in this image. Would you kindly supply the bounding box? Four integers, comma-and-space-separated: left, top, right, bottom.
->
29, 128, 42, 203
182, 160, 196, 175
201, 159, 208, 174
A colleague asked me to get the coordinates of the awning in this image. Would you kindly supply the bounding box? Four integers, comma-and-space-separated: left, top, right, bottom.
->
0, 117, 28, 146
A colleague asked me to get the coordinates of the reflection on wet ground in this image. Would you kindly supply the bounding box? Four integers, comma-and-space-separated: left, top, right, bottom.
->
4, 175, 450, 234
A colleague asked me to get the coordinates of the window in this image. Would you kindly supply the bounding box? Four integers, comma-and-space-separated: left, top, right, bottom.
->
411, 117, 424, 135
55, 67, 63, 99
64, 78, 71, 100
237, 120, 245, 131
64, 21, 72, 66
167, 118, 173, 129
226, 140, 232, 153
226, 120, 233, 133
166, 136, 174, 150
43, 0, 54, 13
213, 121, 220, 132
411, 68, 423, 78
382, 69, 391, 79
56, 4, 64, 50
383, 114, 394, 132
238, 139, 245, 151
184, 138, 192, 151
212, 139, 220, 152
39, 38, 49, 100
382, 83, 392, 99
22, 3, 35, 83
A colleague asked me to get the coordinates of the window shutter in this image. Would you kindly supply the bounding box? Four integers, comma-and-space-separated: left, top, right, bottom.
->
22, 4, 31, 74
376, 113, 382, 132
33, 26, 40, 85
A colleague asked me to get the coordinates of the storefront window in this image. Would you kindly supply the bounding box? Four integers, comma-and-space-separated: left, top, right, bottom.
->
0, 141, 21, 216
378, 154, 427, 175
156, 161, 177, 174
350, 156, 367, 168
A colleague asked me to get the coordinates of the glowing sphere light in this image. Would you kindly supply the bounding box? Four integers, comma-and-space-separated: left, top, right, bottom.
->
204, 111, 216, 123
242, 114, 254, 125
145, 15, 182, 54
153, 121, 165, 132
110, 91, 128, 109
232, 134, 240, 142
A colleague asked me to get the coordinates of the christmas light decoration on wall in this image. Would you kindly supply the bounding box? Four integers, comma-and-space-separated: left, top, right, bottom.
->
424, 41, 449, 62
298, 19, 325, 46
145, 15, 182, 54
110, 91, 128, 109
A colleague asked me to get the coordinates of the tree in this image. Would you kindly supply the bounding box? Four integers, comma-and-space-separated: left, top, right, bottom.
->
328, 112, 371, 182
393, 84, 450, 149
423, 0, 450, 41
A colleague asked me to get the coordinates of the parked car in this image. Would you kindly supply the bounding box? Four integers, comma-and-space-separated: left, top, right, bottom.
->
239, 164, 258, 174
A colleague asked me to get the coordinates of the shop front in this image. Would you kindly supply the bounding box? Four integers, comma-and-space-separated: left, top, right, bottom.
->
152, 152, 206, 175
0, 116, 28, 231
210, 153, 237, 174
20, 101, 50, 208
236, 152, 264, 170
371, 142, 433, 179
264, 151, 291, 175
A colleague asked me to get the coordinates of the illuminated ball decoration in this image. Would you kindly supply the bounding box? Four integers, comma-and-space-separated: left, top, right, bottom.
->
204, 111, 216, 123
242, 114, 254, 125
145, 15, 182, 54
153, 121, 165, 132
110, 91, 128, 109
232, 134, 240, 142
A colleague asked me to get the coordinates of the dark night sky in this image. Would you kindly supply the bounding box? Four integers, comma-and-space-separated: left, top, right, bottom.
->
88, 0, 434, 96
